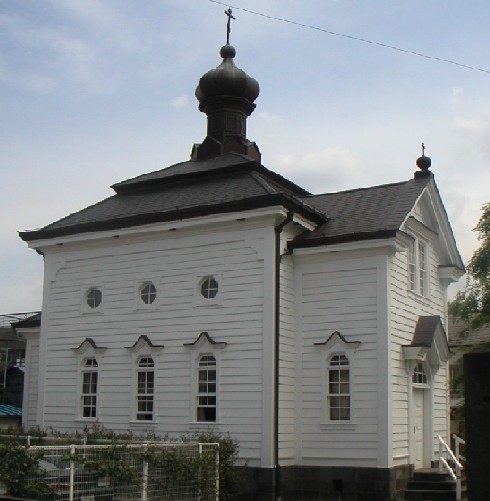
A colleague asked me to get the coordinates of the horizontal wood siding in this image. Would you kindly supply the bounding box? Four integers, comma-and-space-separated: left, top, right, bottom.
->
278, 229, 297, 464
41, 222, 272, 465
297, 256, 379, 467
390, 214, 449, 462
24, 339, 40, 429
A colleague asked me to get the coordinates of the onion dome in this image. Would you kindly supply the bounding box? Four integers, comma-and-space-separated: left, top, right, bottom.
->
195, 45, 260, 108
192, 45, 261, 162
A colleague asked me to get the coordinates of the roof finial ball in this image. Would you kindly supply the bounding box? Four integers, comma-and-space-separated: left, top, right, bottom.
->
415, 143, 433, 179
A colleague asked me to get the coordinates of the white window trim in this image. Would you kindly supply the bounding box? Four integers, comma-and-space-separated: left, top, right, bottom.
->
81, 285, 105, 314
80, 358, 98, 420
127, 336, 163, 424
134, 280, 158, 310
407, 237, 429, 298
196, 354, 218, 423
184, 332, 226, 424
135, 356, 156, 422
327, 353, 351, 422
193, 273, 223, 307
73, 339, 106, 422
314, 331, 360, 427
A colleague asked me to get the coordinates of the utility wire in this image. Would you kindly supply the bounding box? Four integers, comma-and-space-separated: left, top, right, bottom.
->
207, 0, 490, 75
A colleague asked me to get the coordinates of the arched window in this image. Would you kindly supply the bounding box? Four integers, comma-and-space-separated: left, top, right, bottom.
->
197, 355, 217, 422
327, 354, 350, 421
136, 357, 155, 421
412, 362, 428, 385
81, 358, 98, 418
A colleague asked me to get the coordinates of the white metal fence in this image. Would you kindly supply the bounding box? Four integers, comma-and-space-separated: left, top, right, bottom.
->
25, 442, 219, 501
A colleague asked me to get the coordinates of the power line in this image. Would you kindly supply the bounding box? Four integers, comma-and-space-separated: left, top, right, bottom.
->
207, 0, 490, 75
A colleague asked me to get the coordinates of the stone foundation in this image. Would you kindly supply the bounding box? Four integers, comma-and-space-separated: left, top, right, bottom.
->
234, 464, 413, 501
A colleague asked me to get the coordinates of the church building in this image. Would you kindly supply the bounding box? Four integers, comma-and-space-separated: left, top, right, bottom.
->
19, 37, 464, 500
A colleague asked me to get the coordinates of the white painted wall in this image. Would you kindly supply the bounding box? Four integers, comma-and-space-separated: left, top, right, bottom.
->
36, 216, 279, 467
390, 195, 451, 466
21, 329, 40, 429
295, 251, 382, 468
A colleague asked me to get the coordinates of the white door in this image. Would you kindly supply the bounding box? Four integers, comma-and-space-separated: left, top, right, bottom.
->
413, 388, 425, 469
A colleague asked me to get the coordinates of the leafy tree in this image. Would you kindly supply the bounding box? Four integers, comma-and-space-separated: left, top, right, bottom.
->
450, 202, 490, 330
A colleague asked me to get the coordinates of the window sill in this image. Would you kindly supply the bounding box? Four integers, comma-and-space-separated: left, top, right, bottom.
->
75, 418, 98, 423
80, 309, 105, 315
192, 299, 222, 308
129, 420, 157, 425
407, 290, 431, 303
188, 421, 220, 427
320, 422, 357, 431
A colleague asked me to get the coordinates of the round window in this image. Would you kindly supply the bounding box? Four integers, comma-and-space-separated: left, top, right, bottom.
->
140, 282, 157, 304
86, 288, 102, 309
200, 277, 219, 299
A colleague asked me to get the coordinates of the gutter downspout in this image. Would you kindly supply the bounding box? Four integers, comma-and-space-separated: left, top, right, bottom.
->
274, 211, 293, 501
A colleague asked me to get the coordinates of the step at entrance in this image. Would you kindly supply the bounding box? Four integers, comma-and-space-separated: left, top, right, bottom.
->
404, 469, 456, 501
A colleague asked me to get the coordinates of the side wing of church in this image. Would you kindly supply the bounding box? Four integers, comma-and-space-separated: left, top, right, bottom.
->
19, 42, 464, 500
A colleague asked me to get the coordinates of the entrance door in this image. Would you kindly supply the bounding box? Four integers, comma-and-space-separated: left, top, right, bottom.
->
413, 388, 425, 469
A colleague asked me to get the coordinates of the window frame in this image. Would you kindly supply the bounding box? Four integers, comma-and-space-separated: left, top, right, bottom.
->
314, 331, 360, 426
193, 273, 222, 307
126, 335, 163, 424
407, 237, 429, 297
80, 357, 98, 420
184, 332, 226, 425
81, 285, 104, 314
136, 356, 155, 421
139, 281, 157, 306
412, 361, 429, 388
196, 354, 217, 423
327, 353, 351, 422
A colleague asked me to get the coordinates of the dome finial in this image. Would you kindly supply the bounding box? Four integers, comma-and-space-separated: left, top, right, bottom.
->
225, 8, 235, 45
414, 142, 433, 178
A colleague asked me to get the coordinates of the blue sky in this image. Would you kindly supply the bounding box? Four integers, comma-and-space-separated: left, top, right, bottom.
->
2, 0, 489, 313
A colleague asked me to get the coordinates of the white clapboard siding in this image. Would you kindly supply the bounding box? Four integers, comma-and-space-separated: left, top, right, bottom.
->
296, 256, 379, 467
389, 206, 449, 461
40, 222, 272, 464
23, 336, 40, 429
278, 230, 297, 464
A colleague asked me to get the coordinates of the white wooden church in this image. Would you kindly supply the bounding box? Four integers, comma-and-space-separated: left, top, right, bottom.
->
19, 40, 464, 500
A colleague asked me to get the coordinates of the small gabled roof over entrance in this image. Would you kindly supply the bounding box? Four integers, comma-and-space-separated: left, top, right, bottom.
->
403, 316, 450, 368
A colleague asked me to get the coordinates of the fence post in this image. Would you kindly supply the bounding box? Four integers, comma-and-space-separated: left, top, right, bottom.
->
215, 444, 219, 501
69, 445, 75, 501
141, 443, 148, 501
198, 444, 203, 501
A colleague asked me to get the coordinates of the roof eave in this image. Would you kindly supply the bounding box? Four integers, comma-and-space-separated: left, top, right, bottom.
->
19, 193, 325, 242
289, 229, 398, 250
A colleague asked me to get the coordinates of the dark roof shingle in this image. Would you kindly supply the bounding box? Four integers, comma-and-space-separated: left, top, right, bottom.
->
292, 177, 431, 247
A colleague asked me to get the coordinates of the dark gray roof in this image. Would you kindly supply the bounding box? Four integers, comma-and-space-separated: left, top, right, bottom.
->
19, 152, 431, 245
411, 316, 444, 347
11, 312, 41, 329
449, 318, 490, 347
291, 176, 431, 248
112, 153, 259, 191
20, 154, 322, 241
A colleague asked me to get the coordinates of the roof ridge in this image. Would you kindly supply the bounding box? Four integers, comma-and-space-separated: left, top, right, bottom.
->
306, 179, 411, 199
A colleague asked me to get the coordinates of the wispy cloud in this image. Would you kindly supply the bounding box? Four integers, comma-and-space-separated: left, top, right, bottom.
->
276, 146, 360, 193
171, 95, 189, 109
258, 111, 282, 122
